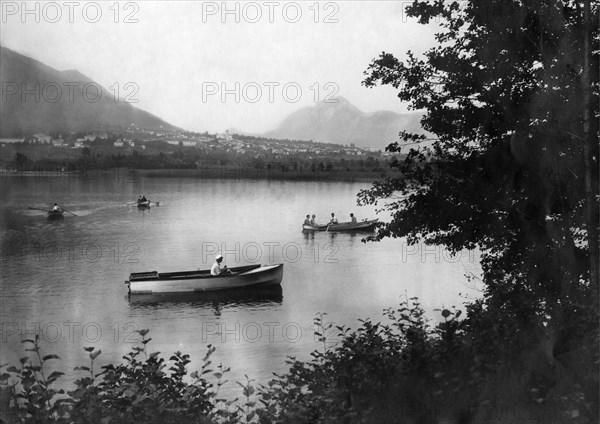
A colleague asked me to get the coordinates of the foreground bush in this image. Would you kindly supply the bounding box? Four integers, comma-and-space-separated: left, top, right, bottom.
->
0, 330, 239, 424
1, 296, 597, 424
255, 298, 598, 424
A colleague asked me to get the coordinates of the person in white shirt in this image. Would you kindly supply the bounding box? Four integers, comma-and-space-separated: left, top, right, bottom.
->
210, 254, 230, 276
329, 213, 338, 224
310, 214, 316, 224
350, 213, 357, 223
53, 203, 60, 211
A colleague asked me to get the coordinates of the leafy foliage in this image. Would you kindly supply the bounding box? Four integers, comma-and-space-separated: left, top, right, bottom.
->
1, 299, 597, 423
355, 1, 599, 423
0, 330, 246, 424
360, 0, 598, 299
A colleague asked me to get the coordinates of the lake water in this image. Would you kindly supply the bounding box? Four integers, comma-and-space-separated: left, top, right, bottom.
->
0, 173, 482, 397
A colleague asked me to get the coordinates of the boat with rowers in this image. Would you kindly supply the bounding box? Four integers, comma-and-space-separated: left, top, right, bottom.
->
303, 218, 379, 232
28, 205, 77, 220
126, 263, 284, 294
136, 198, 159, 208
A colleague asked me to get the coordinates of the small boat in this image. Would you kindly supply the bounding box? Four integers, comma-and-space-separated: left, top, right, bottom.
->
302, 223, 329, 231
47, 210, 64, 220
137, 200, 151, 208
327, 219, 378, 232
126, 263, 284, 294
303, 219, 379, 232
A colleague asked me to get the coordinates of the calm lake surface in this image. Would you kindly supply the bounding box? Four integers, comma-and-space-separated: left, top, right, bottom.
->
0, 173, 481, 396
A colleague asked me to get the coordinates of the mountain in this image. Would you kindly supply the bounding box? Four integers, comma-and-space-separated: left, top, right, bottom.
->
0, 46, 180, 137
264, 97, 426, 150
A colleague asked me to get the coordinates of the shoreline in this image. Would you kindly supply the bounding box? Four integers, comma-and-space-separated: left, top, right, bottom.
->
0, 167, 392, 183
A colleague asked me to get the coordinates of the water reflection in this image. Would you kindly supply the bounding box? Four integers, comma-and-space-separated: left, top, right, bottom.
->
127, 285, 283, 315
302, 230, 316, 241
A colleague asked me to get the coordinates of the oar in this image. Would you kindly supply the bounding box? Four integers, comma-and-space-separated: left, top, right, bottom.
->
61, 208, 78, 216
28, 207, 48, 212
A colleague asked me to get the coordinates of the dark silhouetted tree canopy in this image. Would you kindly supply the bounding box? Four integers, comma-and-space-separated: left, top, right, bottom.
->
360, 0, 598, 311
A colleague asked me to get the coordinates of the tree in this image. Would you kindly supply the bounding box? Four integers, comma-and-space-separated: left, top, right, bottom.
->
360, 0, 598, 301
359, 0, 598, 414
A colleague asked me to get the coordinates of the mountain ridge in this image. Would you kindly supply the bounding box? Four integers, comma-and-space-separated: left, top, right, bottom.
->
263, 96, 425, 149
0, 46, 180, 137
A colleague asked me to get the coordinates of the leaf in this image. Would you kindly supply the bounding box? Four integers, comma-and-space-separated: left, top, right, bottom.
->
74, 366, 90, 372
47, 371, 64, 381
89, 349, 102, 360
42, 354, 60, 361
83, 347, 94, 352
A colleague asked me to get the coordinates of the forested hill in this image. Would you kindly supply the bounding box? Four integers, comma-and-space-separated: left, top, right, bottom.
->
0, 46, 180, 137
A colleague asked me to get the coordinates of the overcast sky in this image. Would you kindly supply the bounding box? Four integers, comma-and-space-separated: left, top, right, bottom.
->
1, 1, 437, 133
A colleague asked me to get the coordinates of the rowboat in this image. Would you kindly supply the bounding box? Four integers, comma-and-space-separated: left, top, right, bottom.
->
302, 223, 329, 231
137, 201, 151, 208
126, 263, 284, 294
328, 219, 378, 232
28, 206, 76, 219
303, 219, 378, 232
47, 210, 64, 220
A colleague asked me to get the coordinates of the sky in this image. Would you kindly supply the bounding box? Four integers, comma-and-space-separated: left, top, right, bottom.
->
1, 0, 437, 133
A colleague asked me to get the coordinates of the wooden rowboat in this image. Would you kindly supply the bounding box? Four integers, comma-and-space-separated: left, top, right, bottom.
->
302, 223, 329, 231
126, 263, 284, 294
327, 218, 378, 232
47, 210, 64, 220
303, 219, 379, 232
136, 200, 160, 208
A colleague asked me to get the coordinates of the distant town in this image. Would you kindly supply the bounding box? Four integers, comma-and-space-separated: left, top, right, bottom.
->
0, 126, 407, 181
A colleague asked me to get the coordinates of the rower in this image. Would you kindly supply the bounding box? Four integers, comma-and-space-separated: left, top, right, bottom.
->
350, 213, 357, 223
304, 214, 311, 225
211, 254, 231, 276
330, 213, 338, 224
53, 203, 60, 211
311, 214, 316, 224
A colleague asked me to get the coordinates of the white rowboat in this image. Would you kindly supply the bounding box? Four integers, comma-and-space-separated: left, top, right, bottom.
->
126, 264, 283, 294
